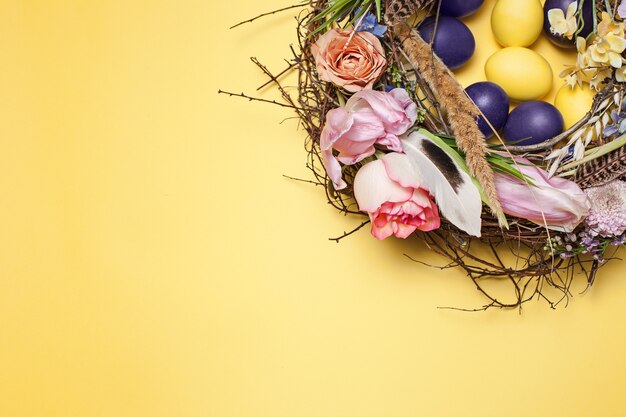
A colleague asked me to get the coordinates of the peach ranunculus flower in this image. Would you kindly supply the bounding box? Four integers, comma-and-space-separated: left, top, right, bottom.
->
320, 88, 418, 190
354, 152, 440, 240
312, 28, 387, 92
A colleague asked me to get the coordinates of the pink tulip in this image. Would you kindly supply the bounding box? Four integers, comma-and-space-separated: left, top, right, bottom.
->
321, 89, 417, 189
354, 153, 440, 240
495, 157, 590, 232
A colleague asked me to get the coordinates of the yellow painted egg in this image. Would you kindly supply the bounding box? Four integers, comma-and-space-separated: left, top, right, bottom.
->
485, 47, 553, 101
554, 83, 596, 129
491, 0, 544, 47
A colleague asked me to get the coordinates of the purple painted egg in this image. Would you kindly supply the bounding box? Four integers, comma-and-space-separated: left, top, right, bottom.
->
440, 0, 484, 18
465, 82, 510, 138
543, 0, 594, 48
418, 16, 475, 70
503, 101, 564, 146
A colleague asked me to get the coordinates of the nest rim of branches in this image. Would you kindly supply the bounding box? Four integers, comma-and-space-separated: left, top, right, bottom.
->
226, 0, 626, 311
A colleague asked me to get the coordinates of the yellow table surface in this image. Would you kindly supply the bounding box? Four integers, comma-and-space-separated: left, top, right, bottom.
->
1, 0, 626, 416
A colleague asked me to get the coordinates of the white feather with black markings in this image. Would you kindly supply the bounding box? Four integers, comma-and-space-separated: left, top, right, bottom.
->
401, 131, 483, 237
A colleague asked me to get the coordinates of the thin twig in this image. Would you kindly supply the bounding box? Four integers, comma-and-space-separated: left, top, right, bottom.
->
230, 3, 308, 29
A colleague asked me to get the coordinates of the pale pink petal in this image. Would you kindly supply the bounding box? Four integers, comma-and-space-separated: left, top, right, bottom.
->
336, 146, 375, 165
352, 89, 415, 135
380, 153, 423, 189
409, 187, 433, 208
320, 108, 353, 151
370, 212, 395, 240
416, 212, 440, 231
353, 159, 412, 212
321, 149, 347, 190
394, 221, 418, 238
376, 133, 403, 152
389, 88, 418, 126
334, 137, 376, 159
413, 191, 440, 231
495, 157, 590, 232
342, 108, 386, 141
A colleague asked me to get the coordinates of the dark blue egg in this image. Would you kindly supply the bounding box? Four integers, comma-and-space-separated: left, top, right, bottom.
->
543, 0, 594, 48
440, 0, 484, 18
417, 16, 475, 70
503, 101, 564, 146
465, 82, 509, 138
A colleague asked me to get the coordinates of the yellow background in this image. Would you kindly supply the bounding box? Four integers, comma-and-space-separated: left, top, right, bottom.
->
1, 0, 625, 416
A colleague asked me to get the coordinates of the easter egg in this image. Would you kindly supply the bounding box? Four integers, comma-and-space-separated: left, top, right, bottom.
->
465, 82, 510, 138
554, 83, 595, 129
440, 0, 484, 18
485, 47, 553, 101
418, 16, 475, 70
491, 0, 544, 47
543, 0, 594, 48
503, 101, 564, 146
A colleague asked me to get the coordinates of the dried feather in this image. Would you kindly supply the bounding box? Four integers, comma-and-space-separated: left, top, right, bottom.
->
574, 145, 626, 188
384, 0, 433, 26
402, 132, 483, 236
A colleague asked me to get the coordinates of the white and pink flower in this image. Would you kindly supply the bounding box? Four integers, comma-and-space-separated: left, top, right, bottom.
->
354, 152, 440, 240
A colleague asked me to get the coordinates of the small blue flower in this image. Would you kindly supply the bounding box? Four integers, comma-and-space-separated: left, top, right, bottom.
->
356, 11, 387, 38
603, 109, 626, 137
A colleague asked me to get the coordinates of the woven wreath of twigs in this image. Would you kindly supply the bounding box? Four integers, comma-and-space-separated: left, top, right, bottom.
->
224, 0, 626, 311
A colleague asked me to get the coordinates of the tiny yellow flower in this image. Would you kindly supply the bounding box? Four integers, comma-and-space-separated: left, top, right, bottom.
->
588, 33, 626, 68
590, 68, 613, 90
563, 71, 580, 89
598, 12, 626, 37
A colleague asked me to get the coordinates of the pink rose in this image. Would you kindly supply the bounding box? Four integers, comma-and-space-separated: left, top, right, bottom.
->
495, 157, 590, 232
354, 152, 440, 240
321, 88, 418, 189
312, 28, 387, 92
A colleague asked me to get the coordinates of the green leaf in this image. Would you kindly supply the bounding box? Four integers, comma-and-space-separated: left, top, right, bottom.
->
375, 0, 381, 20
307, 0, 373, 37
